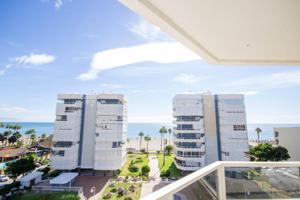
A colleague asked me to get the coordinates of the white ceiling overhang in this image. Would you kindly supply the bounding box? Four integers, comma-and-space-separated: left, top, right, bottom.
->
120, 0, 300, 65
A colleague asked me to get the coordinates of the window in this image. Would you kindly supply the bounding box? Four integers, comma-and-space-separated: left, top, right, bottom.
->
64, 99, 79, 104
56, 115, 67, 121
233, 125, 246, 131
65, 107, 80, 113
98, 99, 122, 105
275, 131, 279, 137
222, 151, 230, 156
112, 141, 122, 148
53, 150, 65, 156
53, 141, 73, 148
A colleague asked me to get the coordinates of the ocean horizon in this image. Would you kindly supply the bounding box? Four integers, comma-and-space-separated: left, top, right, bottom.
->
1, 122, 299, 140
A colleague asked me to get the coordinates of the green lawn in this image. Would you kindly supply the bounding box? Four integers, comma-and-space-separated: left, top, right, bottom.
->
11, 192, 80, 200
119, 153, 149, 177
100, 179, 142, 200
157, 154, 181, 178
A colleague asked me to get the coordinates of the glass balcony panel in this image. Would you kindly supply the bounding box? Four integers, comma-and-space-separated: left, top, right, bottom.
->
173, 170, 219, 200
225, 167, 300, 199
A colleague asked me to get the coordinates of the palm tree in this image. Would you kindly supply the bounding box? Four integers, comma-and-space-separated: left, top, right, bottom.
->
167, 128, 172, 145
25, 129, 35, 145
3, 130, 12, 147
144, 135, 151, 156
0, 122, 4, 129
30, 133, 36, 146
138, 132, 144, 151
159, 126, 167, 152
255, 127, 262, 144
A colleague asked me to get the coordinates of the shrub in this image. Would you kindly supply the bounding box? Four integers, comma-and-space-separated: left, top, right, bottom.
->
156, 150, 160, 154
124, 197, 133, 200
129, 185, 136, 192
127, 151, 134, 154
48, 169, 60, 177
110, 188, 117, 193
141, 165, 150, 176
104, 192, 112, 199
0, 181, 20, 195
140, 148, 146, 154
165, 145, 173, 155
129, 165, 139, 172
160, 169, 170, 177
117, 187, 127, 196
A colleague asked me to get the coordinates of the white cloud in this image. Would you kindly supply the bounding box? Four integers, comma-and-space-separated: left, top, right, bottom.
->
128, 19, 173, 42
0, 53, 55, 76
172, 73, 206, 84
13, 53, 56, 66
77, 42, 201, 81
55, 0, 63, 9
227, 71, 300, 90
0, 104, 28, 114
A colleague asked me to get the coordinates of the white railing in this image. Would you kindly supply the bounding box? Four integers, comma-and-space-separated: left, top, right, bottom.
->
141, 161, 300, 200
32, 185, 83, 193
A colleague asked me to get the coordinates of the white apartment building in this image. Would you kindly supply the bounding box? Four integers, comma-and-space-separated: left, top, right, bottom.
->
51, 93, 127, 171
173, 93, 249, 171
274, 127, 300, 161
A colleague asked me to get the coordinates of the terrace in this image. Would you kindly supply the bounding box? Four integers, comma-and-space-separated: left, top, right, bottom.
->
141, 161, 300, 200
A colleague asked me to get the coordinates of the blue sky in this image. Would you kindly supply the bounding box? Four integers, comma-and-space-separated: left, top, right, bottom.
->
0, 0, 300, 123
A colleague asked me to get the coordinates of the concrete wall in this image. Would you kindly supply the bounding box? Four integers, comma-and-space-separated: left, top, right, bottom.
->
274, 127, 300, 161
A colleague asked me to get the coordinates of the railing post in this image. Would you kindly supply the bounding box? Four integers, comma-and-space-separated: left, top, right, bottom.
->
217, 164, 226, 200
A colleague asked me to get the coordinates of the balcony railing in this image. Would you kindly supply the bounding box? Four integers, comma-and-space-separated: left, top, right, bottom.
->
141, 161, 300, 200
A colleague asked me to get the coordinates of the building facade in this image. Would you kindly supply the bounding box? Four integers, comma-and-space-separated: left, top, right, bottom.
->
51, 93, 127, 171
274, 127, 300, 161
173, 93, 249, 171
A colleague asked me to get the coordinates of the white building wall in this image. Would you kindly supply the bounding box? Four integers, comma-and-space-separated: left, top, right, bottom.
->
216, 94, 249, 161
274, 127, 300, 161
51, 94, 82, 170
51, 93, 127, 171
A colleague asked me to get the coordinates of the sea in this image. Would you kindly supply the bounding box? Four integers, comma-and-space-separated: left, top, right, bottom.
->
0, 122, 299, 140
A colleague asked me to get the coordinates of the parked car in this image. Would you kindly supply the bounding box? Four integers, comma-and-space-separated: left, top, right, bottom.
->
0, 175, 9, 182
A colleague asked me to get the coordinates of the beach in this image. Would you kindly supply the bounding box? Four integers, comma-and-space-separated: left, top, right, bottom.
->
127, 137, 173, 152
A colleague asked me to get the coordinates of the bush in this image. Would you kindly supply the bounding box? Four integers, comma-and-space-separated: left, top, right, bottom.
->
48, 169, 60, 177
110, 188, 117, 193
117, 187, 127, 196
124, 197, 133, 200
156, 150, 160, 154
104, 192, 112, 199
160, 169, 170, 177
128, 165, 139, 172
129, 185, 136, 192
0, 181, 20, 195
127, 151, 134, 154
141, 165, 150, 176
140, 148, 146, 154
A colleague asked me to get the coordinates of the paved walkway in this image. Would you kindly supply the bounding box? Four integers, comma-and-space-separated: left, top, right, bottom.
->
141, 156, 170, 197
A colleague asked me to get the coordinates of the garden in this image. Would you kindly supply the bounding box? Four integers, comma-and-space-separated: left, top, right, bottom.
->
157, 153, 181, 178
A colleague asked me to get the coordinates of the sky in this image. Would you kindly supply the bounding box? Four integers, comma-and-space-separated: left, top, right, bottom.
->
0, 0, 300, 124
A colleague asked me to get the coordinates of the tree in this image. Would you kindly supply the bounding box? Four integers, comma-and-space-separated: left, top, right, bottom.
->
0, 122, 4, 129
249, 143, 290, 161
255, 127, 262, 144
141, 165, 150, 176
41, 133, 46, 139
165, 145, 173, 155
8, 135, 17, 145
0, 134, 5, 147
5, 155, 35, 181
144, 135, 151, 156
30, 133, 36, 145
138, 132, 144, 151
25, 129, 35, 145
3, 130, 12, 147
159, 126, 167, 152
167, 128, 172, 145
